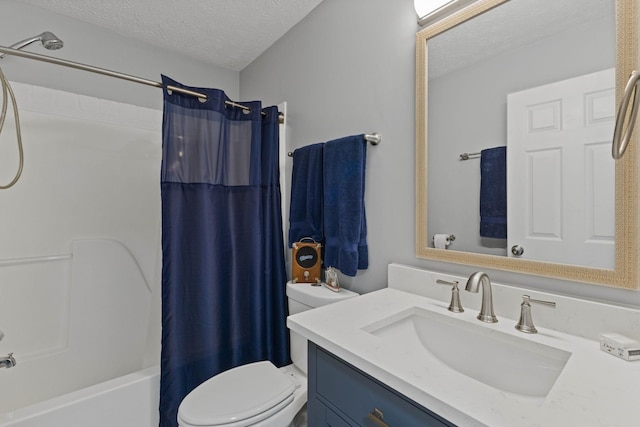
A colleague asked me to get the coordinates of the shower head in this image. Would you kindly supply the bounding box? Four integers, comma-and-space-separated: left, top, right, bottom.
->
39, 32, 64, 51
0, 31, 64, 59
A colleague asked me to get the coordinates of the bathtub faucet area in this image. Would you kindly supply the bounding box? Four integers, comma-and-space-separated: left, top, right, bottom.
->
0, 353, 16, 369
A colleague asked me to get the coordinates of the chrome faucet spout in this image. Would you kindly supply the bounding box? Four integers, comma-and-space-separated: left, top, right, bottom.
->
0, 353, 16, 368
465, 271, 498, 323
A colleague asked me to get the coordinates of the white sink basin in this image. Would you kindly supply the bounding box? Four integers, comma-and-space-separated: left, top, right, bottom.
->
363, 307, 571, 398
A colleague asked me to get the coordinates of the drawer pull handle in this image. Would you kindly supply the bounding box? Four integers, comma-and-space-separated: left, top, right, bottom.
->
367, 407, 390, 427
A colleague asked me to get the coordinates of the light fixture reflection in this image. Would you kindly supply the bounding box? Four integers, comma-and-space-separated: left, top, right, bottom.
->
414, 0, 477, 27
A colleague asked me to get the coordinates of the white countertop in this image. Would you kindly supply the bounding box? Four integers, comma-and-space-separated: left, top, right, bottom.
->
287, 287, 640, 426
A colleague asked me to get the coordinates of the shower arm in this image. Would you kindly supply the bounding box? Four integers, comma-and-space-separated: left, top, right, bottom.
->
0, 36, 44, 59
0, 31, 63, 60
6, 36, 42, 51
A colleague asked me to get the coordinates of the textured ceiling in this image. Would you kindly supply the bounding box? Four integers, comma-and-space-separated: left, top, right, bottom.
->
428, 0, 614, 78
20, 0, 325, 71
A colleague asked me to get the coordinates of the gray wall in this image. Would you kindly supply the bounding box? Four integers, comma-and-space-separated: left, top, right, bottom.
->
241, 0, 640, 307
0, 0, 239, 109
241, 0, 418, 296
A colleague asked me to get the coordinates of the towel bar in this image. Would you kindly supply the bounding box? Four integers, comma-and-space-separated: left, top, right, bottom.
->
459, 152, 481, 160
288, 133, 381, 157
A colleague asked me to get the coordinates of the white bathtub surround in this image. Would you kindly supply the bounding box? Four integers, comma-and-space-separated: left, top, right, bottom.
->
0, 239, 153, 414
0, 366, 159, 427
0, 82, 162, 415
287, 263, 640, 426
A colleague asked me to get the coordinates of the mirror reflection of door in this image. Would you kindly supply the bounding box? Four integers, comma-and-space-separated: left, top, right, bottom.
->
507, 68, 615, 269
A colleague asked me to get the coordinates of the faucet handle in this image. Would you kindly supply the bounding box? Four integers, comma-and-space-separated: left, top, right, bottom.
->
515, 295, 556, 334
436, 279, 464, 313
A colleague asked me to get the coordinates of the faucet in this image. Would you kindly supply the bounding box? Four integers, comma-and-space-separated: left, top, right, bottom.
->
465, 272, 498, 323
0, 353, 16, 369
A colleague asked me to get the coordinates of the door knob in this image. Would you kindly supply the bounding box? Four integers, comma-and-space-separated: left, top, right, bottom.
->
511, 245, 524, 256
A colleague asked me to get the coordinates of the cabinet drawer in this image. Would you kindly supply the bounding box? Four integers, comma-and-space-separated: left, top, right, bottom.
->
312, 344, 455, 426
312, 400, 356, 427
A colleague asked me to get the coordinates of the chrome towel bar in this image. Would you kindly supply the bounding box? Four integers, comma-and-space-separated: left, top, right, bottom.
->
287, 133, 380, 157
459, 152, 480, 160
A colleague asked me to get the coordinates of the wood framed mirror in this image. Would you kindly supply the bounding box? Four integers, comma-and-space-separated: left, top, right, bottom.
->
415, 0, 639, 289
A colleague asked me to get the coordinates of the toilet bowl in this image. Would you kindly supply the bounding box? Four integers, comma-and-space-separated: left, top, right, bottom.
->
177, 281, 358, 427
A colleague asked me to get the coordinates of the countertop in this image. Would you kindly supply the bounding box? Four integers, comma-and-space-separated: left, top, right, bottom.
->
287, 287, 640, 427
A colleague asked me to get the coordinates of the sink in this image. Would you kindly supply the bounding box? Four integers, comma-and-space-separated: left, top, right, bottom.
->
363, 307, 571, 398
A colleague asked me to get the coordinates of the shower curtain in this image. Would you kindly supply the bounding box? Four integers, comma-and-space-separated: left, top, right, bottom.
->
158, 76, 289, 427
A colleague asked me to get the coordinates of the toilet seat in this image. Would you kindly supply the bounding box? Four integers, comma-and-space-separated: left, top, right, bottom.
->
178, 361, 296, 427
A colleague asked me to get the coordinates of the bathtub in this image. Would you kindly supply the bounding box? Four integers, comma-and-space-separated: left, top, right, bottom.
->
0, 366, 159, 427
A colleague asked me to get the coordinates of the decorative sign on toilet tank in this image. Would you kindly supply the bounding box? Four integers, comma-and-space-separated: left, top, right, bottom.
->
291, 238, 322, 284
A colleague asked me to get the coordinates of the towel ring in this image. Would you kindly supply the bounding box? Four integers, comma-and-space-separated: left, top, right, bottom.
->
612, 70, 640, 159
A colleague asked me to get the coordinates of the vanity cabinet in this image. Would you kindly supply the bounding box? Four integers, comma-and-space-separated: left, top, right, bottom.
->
308, 342, 456, 427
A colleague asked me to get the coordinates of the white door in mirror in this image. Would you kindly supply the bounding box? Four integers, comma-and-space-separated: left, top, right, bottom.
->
507, 68, 615, 269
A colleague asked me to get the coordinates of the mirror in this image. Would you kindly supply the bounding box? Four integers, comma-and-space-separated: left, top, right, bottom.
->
416, 0, 639, 289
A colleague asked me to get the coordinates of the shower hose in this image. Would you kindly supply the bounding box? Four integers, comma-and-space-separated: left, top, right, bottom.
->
0, 66, 24, 189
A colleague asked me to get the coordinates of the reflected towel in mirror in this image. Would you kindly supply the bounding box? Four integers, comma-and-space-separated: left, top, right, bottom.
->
480, 146, 507, 239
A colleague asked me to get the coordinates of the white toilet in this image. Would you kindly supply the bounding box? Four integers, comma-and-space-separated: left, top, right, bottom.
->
177, 281, 358, 427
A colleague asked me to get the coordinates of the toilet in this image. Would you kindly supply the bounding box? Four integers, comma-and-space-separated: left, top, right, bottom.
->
177, 281, 358, 427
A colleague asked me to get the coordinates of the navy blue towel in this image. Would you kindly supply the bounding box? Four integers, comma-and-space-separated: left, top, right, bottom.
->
323, 135, 368, 276
288, 143, 324, 247
480, 146, 507, 239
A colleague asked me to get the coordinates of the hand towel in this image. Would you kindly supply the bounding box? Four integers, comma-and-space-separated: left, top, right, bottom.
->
288, 143, 324, 247
323, 135, 368, 276
480, 146, 507, 239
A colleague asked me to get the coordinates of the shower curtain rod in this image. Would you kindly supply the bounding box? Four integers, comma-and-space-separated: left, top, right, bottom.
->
0, 45, 283, 122
287, 133, 381, 157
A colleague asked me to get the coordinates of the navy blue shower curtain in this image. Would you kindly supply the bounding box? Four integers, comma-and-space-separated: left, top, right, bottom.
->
158, 76, 289, 427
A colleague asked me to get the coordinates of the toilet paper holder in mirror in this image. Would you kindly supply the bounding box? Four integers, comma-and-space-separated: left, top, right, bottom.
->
432, 234, 455, 248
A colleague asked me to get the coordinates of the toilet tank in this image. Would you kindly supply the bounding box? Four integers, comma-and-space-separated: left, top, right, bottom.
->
286, 282, 358, 374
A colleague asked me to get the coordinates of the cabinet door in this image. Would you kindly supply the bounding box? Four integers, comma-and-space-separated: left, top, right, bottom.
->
310, 399, 357, 427
308, 342, 456, 427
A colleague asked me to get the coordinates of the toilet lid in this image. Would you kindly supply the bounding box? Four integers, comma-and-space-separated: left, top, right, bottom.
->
178, 361, 296, 426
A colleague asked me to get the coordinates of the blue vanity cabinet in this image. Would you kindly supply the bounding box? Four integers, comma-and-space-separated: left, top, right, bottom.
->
307, 342, 456, 427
